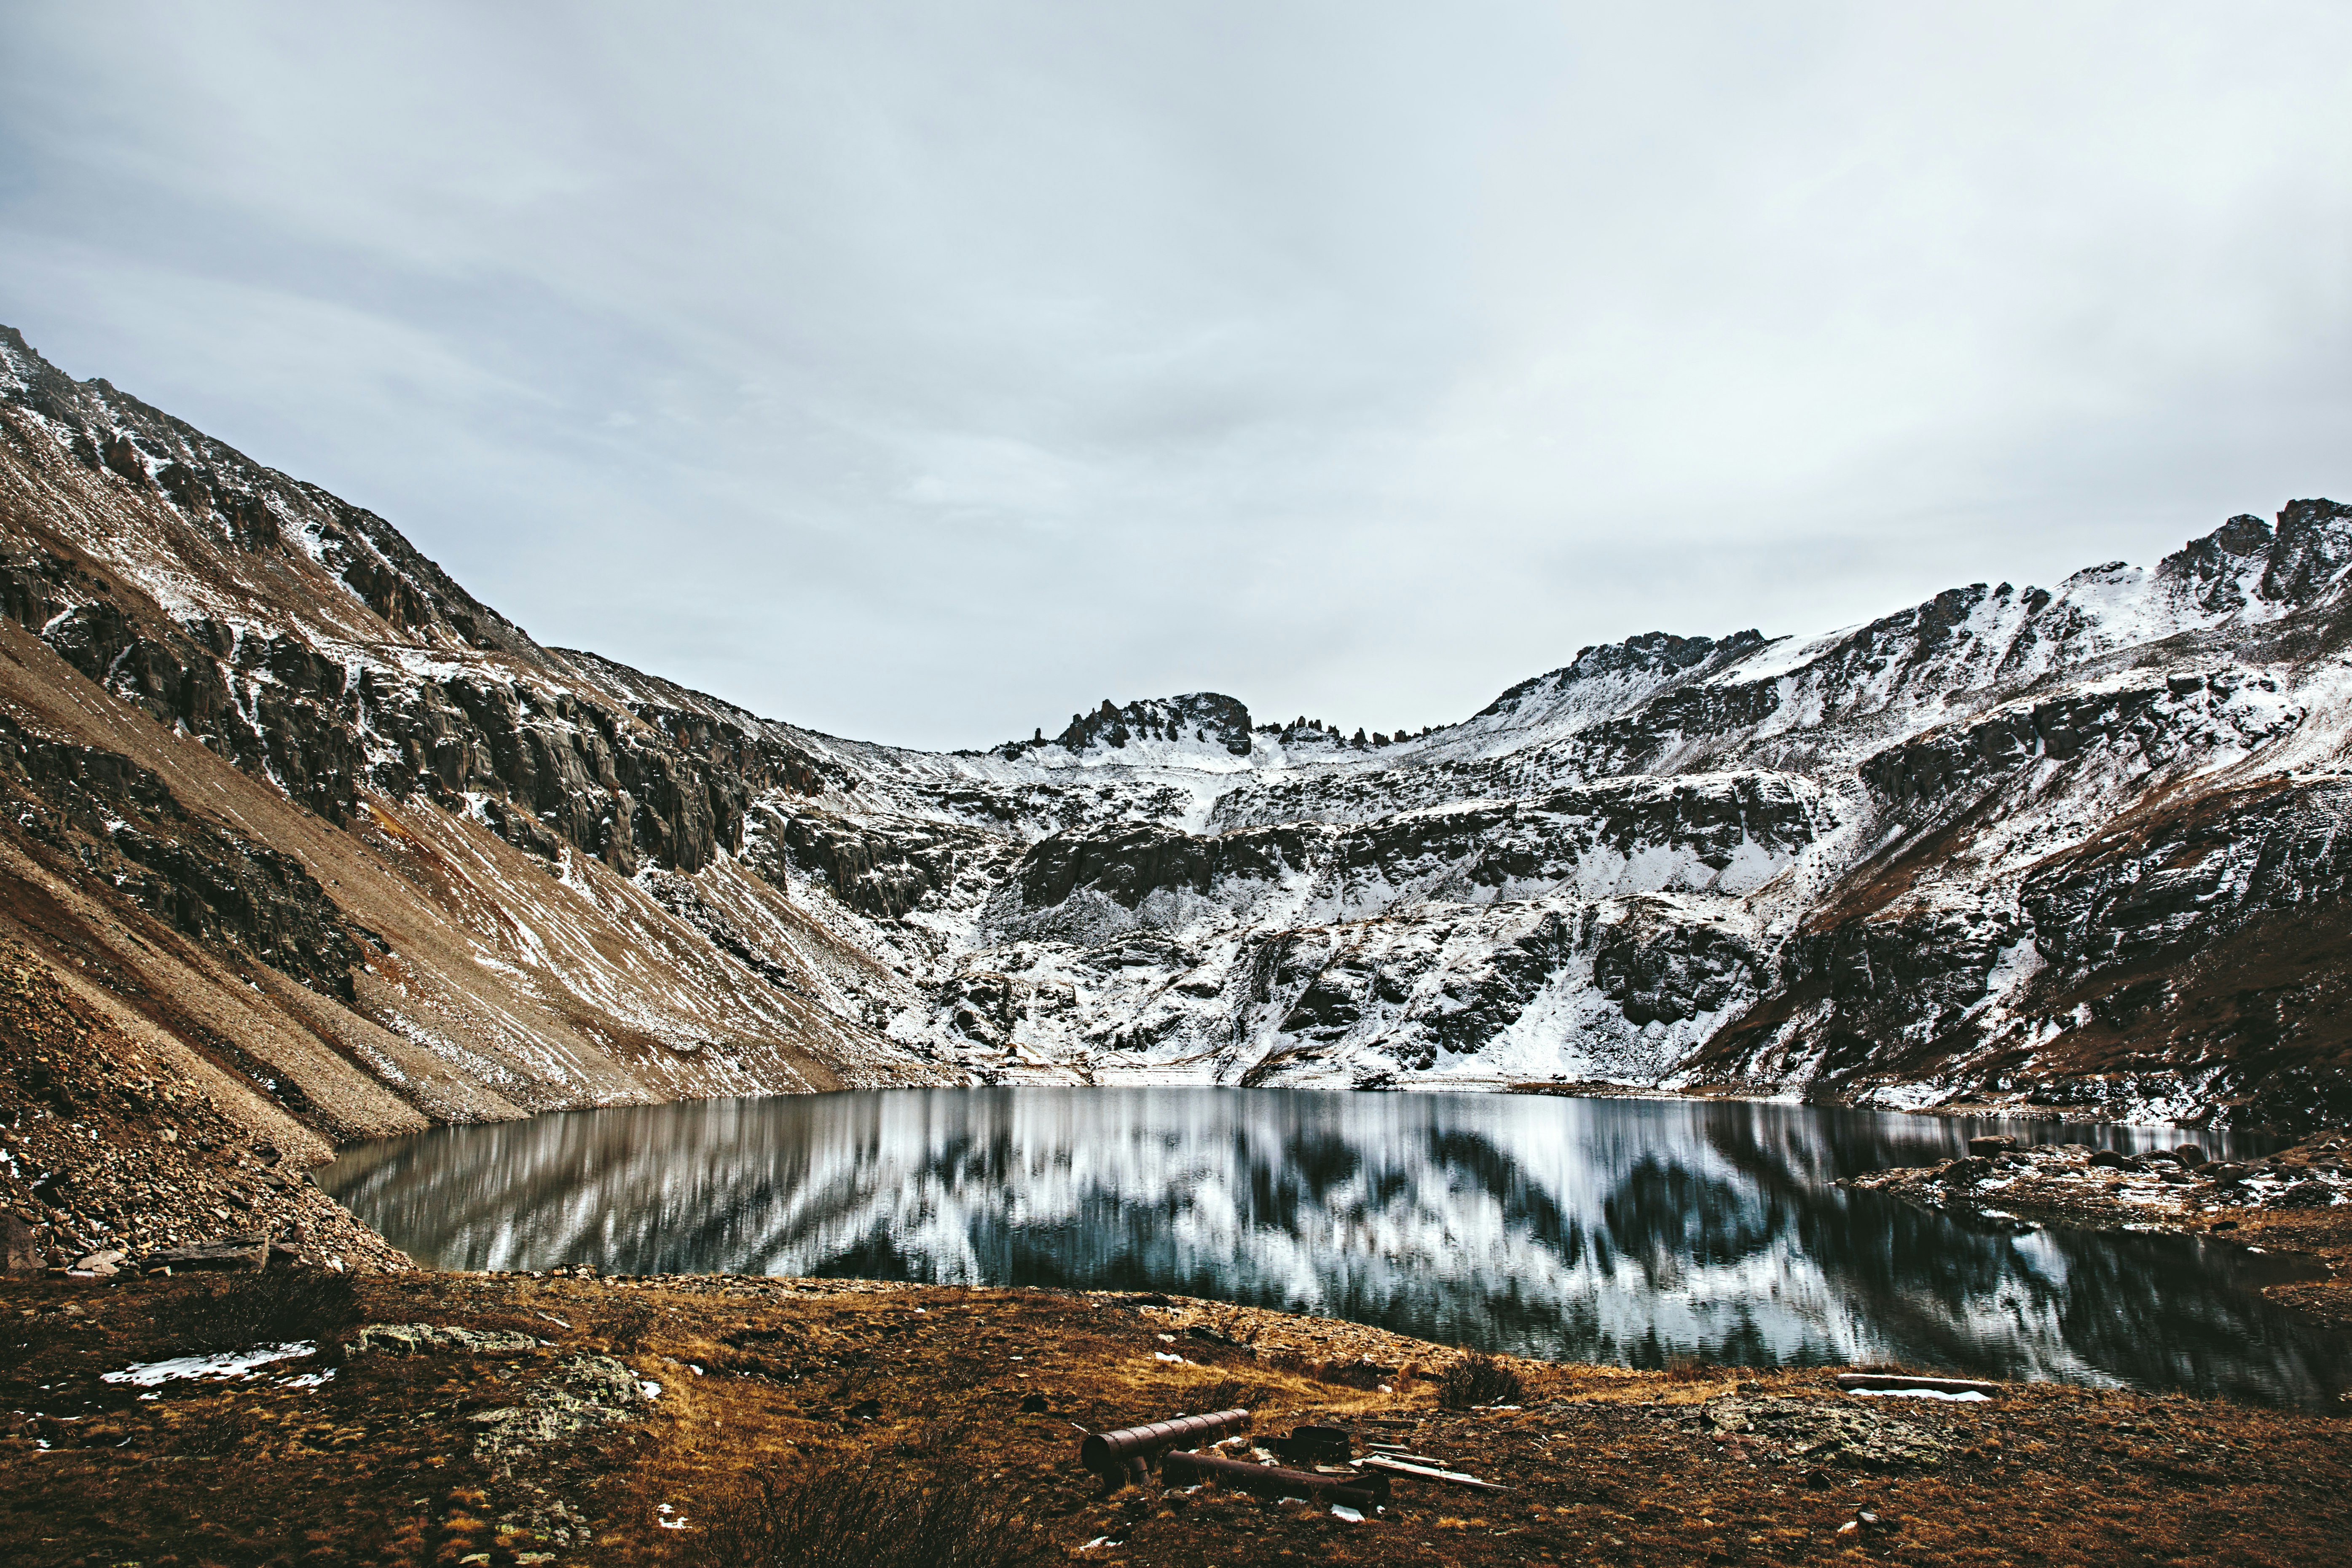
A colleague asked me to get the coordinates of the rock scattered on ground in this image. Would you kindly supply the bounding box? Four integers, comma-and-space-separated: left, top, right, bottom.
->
1688, 1394, 1953, 1472
0, 944, 409, 1275
469, 1353, 649, 1471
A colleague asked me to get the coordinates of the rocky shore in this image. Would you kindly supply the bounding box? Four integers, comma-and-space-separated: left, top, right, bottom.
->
8, 1000, 2352, 1567
1843, 1129, 2352, 1330
1842, 1131, 2352, 1232
0, 941, 411, 1278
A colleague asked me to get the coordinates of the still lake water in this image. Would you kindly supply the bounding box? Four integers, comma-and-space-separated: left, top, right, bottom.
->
322, 1088, 2347, 1408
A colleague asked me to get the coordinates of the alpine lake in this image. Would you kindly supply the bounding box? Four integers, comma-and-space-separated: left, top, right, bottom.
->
321, 1087, 2349, 1410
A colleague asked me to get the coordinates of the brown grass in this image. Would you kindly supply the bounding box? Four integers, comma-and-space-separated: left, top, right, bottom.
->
148, 1263, 360, 1351
688, 1462, 1059, 1568
5, 1270, 2352, 1567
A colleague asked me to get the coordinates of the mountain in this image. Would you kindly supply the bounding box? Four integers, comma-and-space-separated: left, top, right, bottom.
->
1, 322, 2347, 1170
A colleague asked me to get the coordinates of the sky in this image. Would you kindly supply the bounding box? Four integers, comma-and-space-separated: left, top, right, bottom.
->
2, 3, 2347, 749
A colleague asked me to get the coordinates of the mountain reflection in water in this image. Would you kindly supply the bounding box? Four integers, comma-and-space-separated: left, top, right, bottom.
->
322, 1088, 2347, 1408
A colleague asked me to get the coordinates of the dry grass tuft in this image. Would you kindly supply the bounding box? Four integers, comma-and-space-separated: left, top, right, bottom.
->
150, 1265, 359, 1352
1436, 1350, 1525, 1410
593, 1293, 660, 1353
689, 1462, 1060, 1568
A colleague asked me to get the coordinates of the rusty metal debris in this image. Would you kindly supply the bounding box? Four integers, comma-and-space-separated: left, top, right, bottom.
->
1270, 1423, 1351, 1464
1079, 1409, 1252, 1484
1362, 1444, 1448, 1466
1835, 1373, 2001, 1396
1357, 1454, 1512, 1491
1162, 1449, 1389, 1509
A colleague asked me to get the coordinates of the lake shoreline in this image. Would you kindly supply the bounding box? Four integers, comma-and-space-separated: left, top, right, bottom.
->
1842, 1129, 2352, 1332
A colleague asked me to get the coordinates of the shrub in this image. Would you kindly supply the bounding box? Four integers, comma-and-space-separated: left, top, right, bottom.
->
153, 1266, 360, 1352
1192, 1378, 1271, 1413
1435, 1350, 1524, 1410
691, 1463, 1058, 1568
1310, 1356, 1397, 1391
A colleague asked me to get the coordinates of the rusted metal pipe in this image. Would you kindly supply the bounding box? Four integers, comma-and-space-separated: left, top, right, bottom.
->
1078, 1409, 1252, 1478
1161, 1450, 1389, 1509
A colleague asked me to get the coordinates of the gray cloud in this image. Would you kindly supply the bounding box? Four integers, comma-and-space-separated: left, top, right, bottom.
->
3, 2, 2346, 747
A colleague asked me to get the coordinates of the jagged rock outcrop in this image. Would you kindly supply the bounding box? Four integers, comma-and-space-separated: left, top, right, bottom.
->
2024, 777, 2352, 973
0, 711, 369, 1002
1035, 692, 1255, 759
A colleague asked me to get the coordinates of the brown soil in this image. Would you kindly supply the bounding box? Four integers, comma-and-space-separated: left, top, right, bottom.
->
5, 1268, 2350, 1568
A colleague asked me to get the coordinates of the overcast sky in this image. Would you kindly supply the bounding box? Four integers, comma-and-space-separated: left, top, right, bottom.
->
2, 4, 2346, 748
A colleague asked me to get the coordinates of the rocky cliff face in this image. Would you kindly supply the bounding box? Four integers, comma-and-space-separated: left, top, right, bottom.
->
3, 322, 2347, 1159
0, 324, 954, 1190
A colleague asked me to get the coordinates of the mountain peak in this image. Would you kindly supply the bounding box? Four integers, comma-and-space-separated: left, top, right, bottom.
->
989, 691, 1256, 761
1448, 630, 1768, 749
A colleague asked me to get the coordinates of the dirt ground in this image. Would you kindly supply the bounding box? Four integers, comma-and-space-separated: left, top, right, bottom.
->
5, 1266, 2350, 1568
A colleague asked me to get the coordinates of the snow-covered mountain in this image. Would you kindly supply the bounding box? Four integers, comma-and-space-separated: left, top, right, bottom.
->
3, 323, 2347, 1140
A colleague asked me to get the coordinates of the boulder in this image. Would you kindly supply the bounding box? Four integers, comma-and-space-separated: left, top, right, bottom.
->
1966, 1136, 2014, 1157
1936, 1156, 1995, 1186
351, 1322, 542, 1356
2087, 1148, 2127, 1169
468, 1354, 645, 1472
2, 1213, 40, 1273
2175, 1145, 2209, 1169
2272, 1182, 2340, 1210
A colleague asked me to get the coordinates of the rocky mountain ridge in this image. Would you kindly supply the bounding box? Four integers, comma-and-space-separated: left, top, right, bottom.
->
1, 322, 2347, 1163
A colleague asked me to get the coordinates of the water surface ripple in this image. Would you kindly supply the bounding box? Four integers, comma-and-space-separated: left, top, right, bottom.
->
322, 1088, 2345, 1408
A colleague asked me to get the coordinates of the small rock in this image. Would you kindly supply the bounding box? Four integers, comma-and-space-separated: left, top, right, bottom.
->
2175, 1145, 2208, 1169
2088, 1149, 2127, 1169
